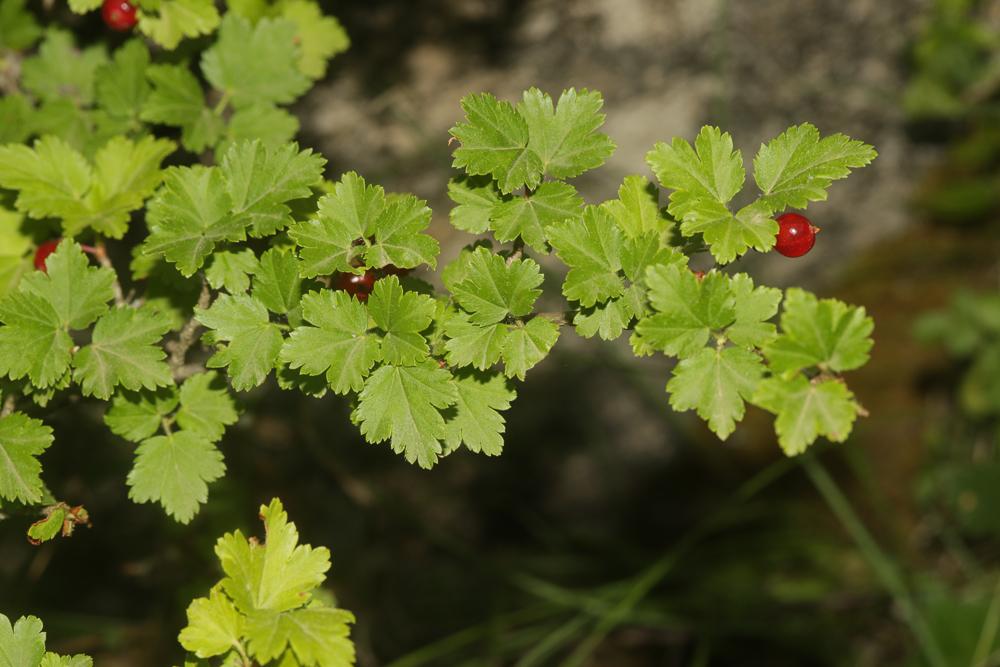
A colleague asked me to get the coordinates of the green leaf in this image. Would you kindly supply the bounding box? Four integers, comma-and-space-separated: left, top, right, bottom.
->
726, 273, 782, 348
0, 241, 114, 387
95, 40, 151, 121
0, 95, 31, 145
222, 104, 299, 156
289, 172, 383, 277
206, 249, 259, 294
0, 614, 45, 667
0, 136, 92, 224
363, 194, 439, 270
450, 92, 542, 194
27, 507, 67, 544
20, 30, 106, 105
754, 123, 877, 212
355, 362, 458, 468
517, 87, 615, 180
754, 375, 861, 455
196, 294, 283, 391
491, 181, 584, 251
446, 247, 543, 325
667, 346, 765, 440
215, 497, 331, 613
601, 175, 671, 239
763, 288, 874, 373
447, 175, 500, 234
144, 166, 244, 276
0, 412, 52, 504
179, 587, 246, 658
137, 0, 220, 50
573, 285, 644, 341
246, 606, 355, 666
634, 265, 734, 359
367, 276, 435, 365
501, 317, 559, 380
281, 290, 380, 395
253, 248, 302, 314
548, 206, 624, 308
39, 654, 92, 667
128, 430, 225, 522
220, 139, 326, 237
72, 306, 173, 400
202, 15, 310, 109
443, 371, 515, 456
177, 372, 238, 443
67, 0, 100, 11
141, 64, 222, 153
443, 313, 507, 370
0, 0, 41, 51
104, 387, 179, 443
280, 0, 349, 79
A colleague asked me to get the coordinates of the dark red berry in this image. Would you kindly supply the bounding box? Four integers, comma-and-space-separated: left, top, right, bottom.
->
33, 239, 62, 272
381, 264, 411, 277
774, 213, 819, 258
335, 270, 377, 302
102, 0, 138, 31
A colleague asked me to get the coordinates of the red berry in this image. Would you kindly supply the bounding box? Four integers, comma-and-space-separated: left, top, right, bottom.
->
33, 239, 62, 272
774, 213, 819, 258
335, 270, 377, 301
381, 265, 411, 277
102, 0, 138, 31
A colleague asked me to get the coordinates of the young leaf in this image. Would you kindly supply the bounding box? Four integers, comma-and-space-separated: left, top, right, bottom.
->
220, 140, 326, 237
501, 317, 559, 380
0, 136, 92, 224
601, 175, 671, 239
367, 276, 435, 365
355, 362, 458, 468
144, 166, 244, 276
178, 587, 245, 659
289, 172, 384, 277
253, 248, 302, 314
547, 206, 625, 307
95, 40, 151, 122
726, 273, 782, 349
176, 372, 238, 443
634, 265, 734, 359
0, 614, 45, 667
754, 123, 877, 212
280, 0, 349, 79
0, 412, 53, 504
491, 181, 584, 251
667, 346, 765, 440
20, 30, 106, 105
205, 249, 259, 294
104, 387, 179, 443
573, 285, 644, 341
443, 371, 515, 456
363, 194, 439, 270
215, 498, 331, 613
281, 290, 381, 395
443, 313, 508, 370
137, 0, 220, 50
447, 175, 500, 234
754, 375, 861, 455
517, 87, 615, 180
72, 305, 173, 400
127, 430, 225, 523
245, 606, 355, 665
450, 92, 542, 194
196, 294, 283, 391
763, 288, 874, 373
141, 64, 222, 153
446, 247, 544, 325
201, 15, 310, 109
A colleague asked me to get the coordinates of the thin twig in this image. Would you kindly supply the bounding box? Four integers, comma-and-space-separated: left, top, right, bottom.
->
1, 392, 16, 418
507, 238, 525, 265
167, 279, 212, 379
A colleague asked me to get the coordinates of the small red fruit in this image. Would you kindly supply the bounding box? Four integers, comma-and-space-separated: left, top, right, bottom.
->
774, 212, 819, 258
33, 239, 62, 272
102, 0, 138, 31
335, 270, 377, 301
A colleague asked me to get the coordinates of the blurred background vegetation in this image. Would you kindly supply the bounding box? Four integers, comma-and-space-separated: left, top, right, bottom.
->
4, 0, 1000, 665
